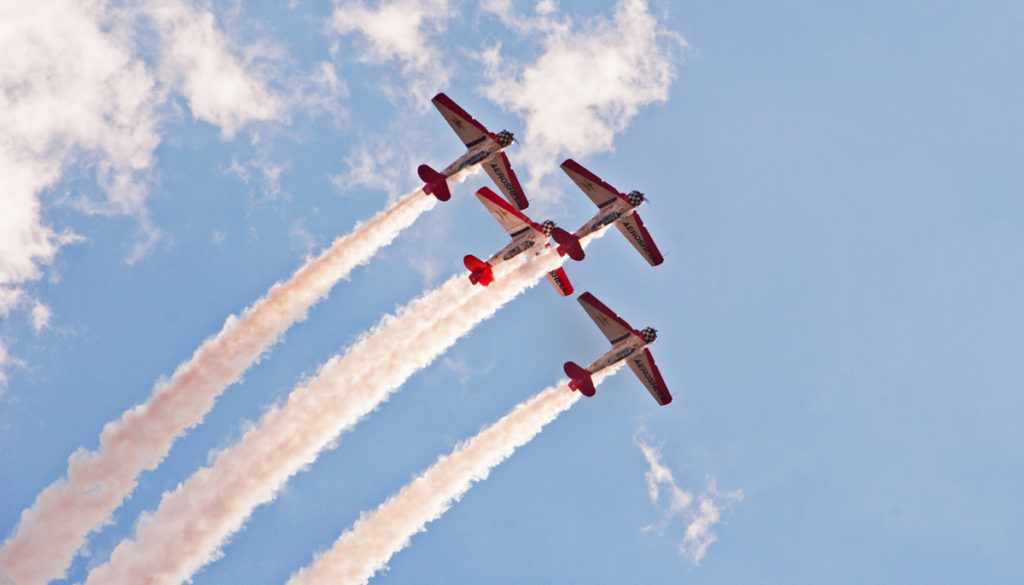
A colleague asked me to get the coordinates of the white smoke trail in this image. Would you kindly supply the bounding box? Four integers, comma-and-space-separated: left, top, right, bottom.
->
0, 189, 435, 585
286, 368, 620, 585
81, 247, 569, 585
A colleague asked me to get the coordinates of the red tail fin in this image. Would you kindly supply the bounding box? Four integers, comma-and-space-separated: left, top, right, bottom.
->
463, 255, 494, 286
563, 361, 595, 397
551, 227, 584, 261
418, 164, 451, 202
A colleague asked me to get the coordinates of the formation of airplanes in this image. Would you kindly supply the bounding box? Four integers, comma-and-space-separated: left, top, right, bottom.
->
421, 93, 672, 406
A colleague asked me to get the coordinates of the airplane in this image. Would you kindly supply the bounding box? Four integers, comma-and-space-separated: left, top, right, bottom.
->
463, 187, 574, 296
550, 159, 664, 266
418, 93, 529, 210
563, 292, 672, 405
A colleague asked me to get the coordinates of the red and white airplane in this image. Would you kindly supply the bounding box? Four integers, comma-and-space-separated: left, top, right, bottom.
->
551, 159, 664, 266
563, 292, 672, 405
418, 93, 529, 210
463, 187, 574, 296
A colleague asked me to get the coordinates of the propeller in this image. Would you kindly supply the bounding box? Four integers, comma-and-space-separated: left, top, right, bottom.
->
640, 327, 658, 343
627, 190, 646, 207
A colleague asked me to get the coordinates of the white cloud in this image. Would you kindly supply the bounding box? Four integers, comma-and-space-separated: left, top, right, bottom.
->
0, 0, 295, 384
30, 302, 53, 332
144, 0, 284, 138
226, 153, 289, 202
0, 0, 163, 383
478, 0, 685, 190
0, 287, 25, 317
635, 431, 742, 565
288, 62, 350, 128
0, 341, 24, 388
0, 0, 161, 268
330, 0, 452, 105
680, 481, 743, 565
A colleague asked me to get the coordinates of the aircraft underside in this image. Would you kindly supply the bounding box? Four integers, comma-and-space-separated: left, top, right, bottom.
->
587, 342, 642, 373
444, 148, 497, 177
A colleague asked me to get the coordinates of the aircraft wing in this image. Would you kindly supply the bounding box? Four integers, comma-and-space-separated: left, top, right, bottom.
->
577, 292, 634, 345
431, 93, 491, 148
483, 152, 529, 210
615, 211, 665, 266
560, 159, 625, 209
628, 348, 672, 405
474, 187, 539, 238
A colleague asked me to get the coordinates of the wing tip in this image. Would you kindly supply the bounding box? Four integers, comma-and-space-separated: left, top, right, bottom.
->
577, 291, 598, 306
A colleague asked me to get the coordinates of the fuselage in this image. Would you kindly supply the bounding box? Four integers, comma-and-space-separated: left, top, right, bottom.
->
586, 331, 650, 373
486, 229, 547, 267
573, 196, 642, 241
442, 137, 507, 177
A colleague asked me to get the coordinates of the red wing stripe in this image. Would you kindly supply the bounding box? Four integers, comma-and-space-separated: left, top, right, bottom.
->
560, 158, 630, 204
476, 186, 538, 230
431, 92, 491, 146
578, 292, 634, 333
625, 212, 664, 266
642, 348, 672, 404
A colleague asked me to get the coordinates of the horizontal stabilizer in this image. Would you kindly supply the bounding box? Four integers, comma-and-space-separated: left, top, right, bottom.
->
463, 254, 493, 286
545, 267, 574, 296
564, 361, 595, 397
418, 164, 451, 202
551, 227, 585, 261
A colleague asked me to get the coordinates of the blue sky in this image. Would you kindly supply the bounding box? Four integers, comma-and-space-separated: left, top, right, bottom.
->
2, 1, 1023, 584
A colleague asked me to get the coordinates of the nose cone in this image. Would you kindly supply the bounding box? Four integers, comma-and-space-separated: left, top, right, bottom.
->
627, 191, 645, 207
497, 130, 514, 147
540, 220, 555, 236
641, 327, 657, 343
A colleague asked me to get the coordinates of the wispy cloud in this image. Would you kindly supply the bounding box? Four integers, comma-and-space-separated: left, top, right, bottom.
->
0, 0, 161, 384
144, 0, 284, 138
634, 431, 742, 565
332, 136, 409, 198
478, 0, 685, 193
226, 154, 289, 203
0, 0, 303, 385
330, 0, 452, 105
29, 302, 53, 333
287, 61, 350, 128
0, 342, 25, 389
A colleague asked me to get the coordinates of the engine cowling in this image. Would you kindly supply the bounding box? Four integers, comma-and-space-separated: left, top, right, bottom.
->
627, 190, 645, 207
540, 220, 556, 236
640, 327, 657, 343
496, 130, 514, 147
